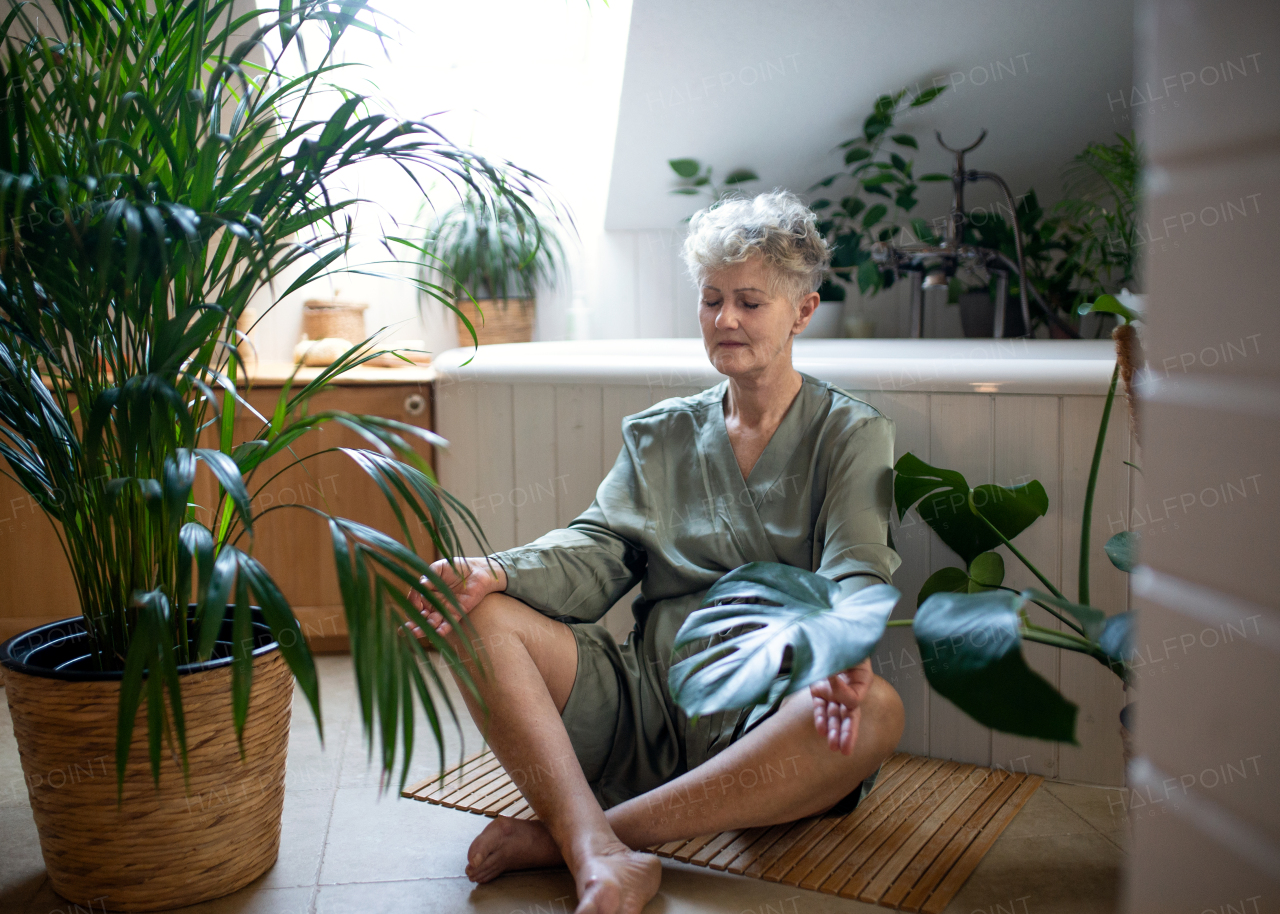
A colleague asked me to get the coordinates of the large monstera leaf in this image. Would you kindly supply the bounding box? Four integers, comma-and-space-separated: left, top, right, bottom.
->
914, 590, 1078, 742
894, 453, 1048, 565
668, 563, 899, 718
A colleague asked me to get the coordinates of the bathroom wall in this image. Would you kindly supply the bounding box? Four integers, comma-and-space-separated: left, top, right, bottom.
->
1125, 3, 1280, 911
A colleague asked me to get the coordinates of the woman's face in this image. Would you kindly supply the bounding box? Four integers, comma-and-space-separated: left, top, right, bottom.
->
698, 255, 818, 379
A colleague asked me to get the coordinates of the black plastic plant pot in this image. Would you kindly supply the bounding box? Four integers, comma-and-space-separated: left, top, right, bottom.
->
0, 606, 277, 679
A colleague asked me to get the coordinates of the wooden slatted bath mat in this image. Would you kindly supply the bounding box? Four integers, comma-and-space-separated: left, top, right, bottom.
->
402, 750, 1042, 913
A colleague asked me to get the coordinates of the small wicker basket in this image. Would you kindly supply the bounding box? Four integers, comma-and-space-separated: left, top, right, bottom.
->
454, 298, 535, 347
302, 298, 368, 345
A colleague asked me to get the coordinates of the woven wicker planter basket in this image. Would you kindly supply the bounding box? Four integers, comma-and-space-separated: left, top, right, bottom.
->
454, 298, 535, 347
1, 615, 293, 912
302, 298, 368, 344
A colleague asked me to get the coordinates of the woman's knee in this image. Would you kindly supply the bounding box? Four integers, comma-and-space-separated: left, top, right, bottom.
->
439, 593, 524, 657
866, 674, 906, 753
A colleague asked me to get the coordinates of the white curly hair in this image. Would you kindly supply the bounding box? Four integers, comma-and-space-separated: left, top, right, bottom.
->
681, 189, 831, 306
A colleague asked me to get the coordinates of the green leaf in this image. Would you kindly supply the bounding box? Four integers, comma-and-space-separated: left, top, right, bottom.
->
842, 197, 866, 219
891, 134, 919, 149
162, 450, 196, 533
196, 449, 253, 535
844, 147, 872, 165
893, 453, 1048, 565
115, 611, 155, 797
910, 217, 938, 244
861, 203, 888, 229
861, 173, 898, 189
967, 552, 1005, 589
237, 552, 322, 737
914, 590, 1078, 742
723, 168, 759, 186
195, 547, 237, 661
863, 113, 890, 142
918, 566, 969, 608
230, 573, 255, 751
668, 563, 899, 717
856, 259, 880, 294
220, 357, 239, 456
1077, 293, 1139, 323
910, 85, 946, 107
892, 453, 967, 520
890, 153, 910, 174
1105, 531, 1138, 573
1099, 613, 1133, 671
669, 158, 701, 178
1024, 589, 1107, 642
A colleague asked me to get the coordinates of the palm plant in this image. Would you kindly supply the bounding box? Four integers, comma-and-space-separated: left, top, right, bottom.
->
1057, 133, 1143, 302
415, 185, 566, 309
0, 0, 550, 789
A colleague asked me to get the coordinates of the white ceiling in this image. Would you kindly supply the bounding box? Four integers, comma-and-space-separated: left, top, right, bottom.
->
605, 0, 1134, 230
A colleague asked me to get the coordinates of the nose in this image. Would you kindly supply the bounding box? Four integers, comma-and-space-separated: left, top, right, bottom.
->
715, 304, 739, 329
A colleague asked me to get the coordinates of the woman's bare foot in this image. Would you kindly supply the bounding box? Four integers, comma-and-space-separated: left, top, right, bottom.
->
466, 816, 563, 883
466, 819, 660, 913
573, 844, 661, 914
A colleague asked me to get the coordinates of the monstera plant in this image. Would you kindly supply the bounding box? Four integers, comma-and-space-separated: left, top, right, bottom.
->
671, 298, 1139, 745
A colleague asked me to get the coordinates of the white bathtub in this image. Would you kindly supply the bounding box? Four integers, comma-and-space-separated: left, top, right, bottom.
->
433, 339, 1133, 786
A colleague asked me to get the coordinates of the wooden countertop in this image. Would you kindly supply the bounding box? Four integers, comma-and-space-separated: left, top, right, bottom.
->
246, 359, 436, 386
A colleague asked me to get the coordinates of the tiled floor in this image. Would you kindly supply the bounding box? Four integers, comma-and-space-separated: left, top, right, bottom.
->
0, 656, 1126, 913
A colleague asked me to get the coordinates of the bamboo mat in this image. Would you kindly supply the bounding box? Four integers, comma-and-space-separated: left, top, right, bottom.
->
403, 750, 1042, 913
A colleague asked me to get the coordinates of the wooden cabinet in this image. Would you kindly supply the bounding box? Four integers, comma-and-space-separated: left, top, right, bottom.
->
0, 366, 437, 652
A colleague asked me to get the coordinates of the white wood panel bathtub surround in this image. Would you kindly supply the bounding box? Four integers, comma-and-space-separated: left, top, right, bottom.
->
927, 394, 996, 769
431, 340, 1132, 785
992, 395, 1064, 780
861, 390, 931, 759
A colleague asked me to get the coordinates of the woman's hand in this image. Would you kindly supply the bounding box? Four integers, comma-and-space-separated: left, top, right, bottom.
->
407, 556, 507, 638
810, 657, 873, 755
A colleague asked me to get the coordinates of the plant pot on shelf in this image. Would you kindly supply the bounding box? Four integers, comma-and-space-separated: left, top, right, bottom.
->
302, 298, 368, 345
0, 610, 293, 912
958, 291, 1028, 338
454, 298, 535, 347
797, 300, 845, 339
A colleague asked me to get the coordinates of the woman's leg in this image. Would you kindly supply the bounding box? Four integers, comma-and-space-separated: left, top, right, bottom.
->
469, 672, 904, 879
440, 592, 659, 914
606, 673, 905, 848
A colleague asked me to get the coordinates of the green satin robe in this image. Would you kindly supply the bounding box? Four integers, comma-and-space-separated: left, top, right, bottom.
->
491, 373, 900, 807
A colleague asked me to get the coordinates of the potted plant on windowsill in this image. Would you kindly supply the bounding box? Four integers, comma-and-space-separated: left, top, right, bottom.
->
0, 2, 547, 909
946, 134, 1143, 338
668, 296, 1142, 761
413, 184, 566, 348
668, 87, 948, 306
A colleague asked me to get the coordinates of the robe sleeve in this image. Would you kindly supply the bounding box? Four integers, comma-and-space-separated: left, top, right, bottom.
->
488, 438, 648, 624
814, 413, 902, 587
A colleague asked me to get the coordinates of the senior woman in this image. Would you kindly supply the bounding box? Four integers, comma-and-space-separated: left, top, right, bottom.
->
412, 190, 904, 914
